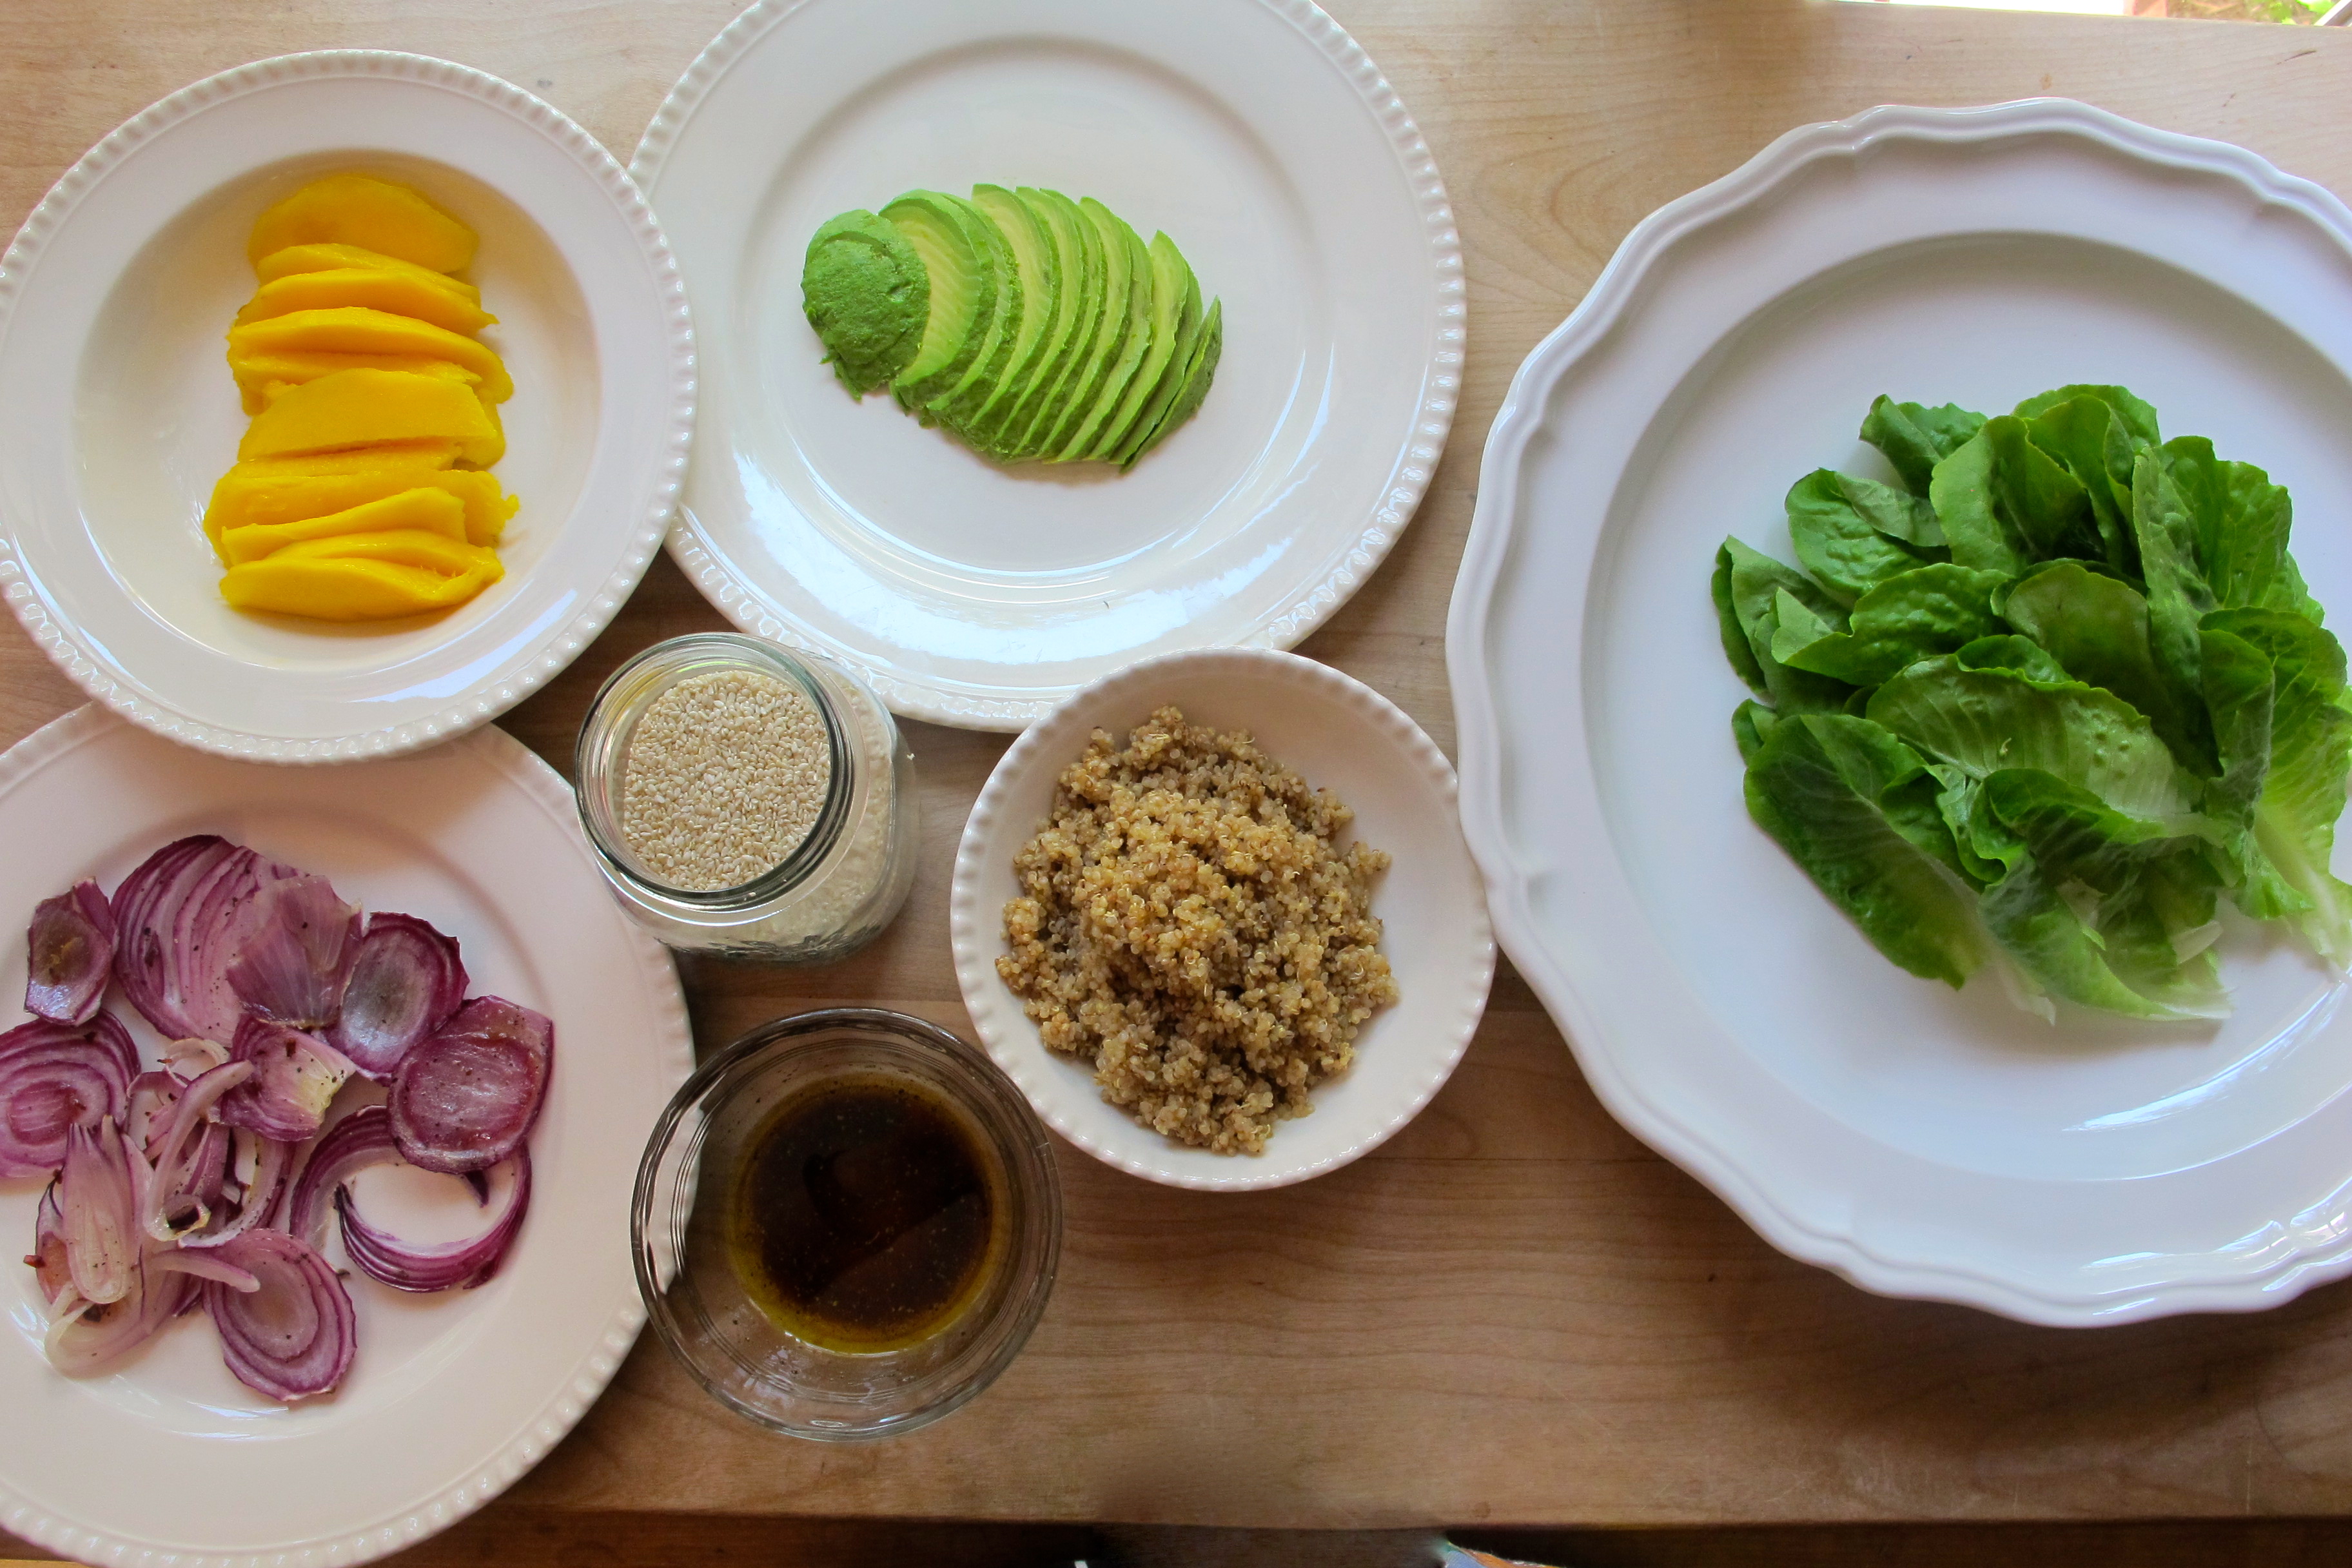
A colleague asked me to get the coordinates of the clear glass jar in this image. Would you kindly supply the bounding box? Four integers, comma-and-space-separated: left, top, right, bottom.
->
573, 634, 918, 961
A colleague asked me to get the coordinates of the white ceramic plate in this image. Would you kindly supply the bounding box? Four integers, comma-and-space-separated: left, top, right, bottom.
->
0, 708, 692, 1565
950, 649, 1493, 1189
1448, 99, 2352, 1326
0, 51, 694, 763
632, 0, 1462, 729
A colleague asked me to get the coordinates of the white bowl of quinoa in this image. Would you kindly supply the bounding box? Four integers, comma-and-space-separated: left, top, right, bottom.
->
950, 648, 1494, 1190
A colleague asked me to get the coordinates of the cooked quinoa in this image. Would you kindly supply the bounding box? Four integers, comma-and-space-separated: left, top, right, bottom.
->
997, 706, 1397, 1155
620, 670, 831, 892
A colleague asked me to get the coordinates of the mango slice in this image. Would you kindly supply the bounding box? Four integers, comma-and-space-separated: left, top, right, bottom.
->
226, 441, 461, 480
229, 309, 513, 402
205, 465, 513, 550
239, 369, 504, 468
218, 487, 469, 566
235, 269, 496, 337
233, 352, 484, 416
248, 174, 478, 274
221, 531, 504, 620
253, 244, 482, 302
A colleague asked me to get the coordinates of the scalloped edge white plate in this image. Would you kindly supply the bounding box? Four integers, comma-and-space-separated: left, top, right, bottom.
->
1448, 99, 2352, 1326
950, 648, 1493, 1189
0, 707, 692, 1565
632, 0, 1461, 730
0, 50, 694, 763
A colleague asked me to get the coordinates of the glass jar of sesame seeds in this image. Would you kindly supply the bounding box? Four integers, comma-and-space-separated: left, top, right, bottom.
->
573, 634, 919, 963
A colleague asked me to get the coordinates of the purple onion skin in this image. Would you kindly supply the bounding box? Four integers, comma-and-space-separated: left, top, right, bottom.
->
389, 997, 553, 1175
338, 1148, 531, 1293
111, 837, 336, 1046
201, 1228, 355, 1402
26, 880, 115, 1026
46, 1262, 195, 1375
0, 1012, 137, 1178
216, 1016, 355, 1143
326, 914, 467, 1081
226, 876, 360, 1030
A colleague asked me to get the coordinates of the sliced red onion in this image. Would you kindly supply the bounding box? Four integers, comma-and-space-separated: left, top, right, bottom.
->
27, 1179, 68, 1304
26, 880, 115, 1025
0, 1012, 137, 1177
389, 997, 551, 1175
113, 837, 312, 1045
227, 875, 359, 1030
182, 1130, 292, 1252
326, 914, 467, 1080
217, 1016, 356, 1142
45, 1261, 195, 1375
287, 1106, 532, 1292
201, 1228, 356, 1401
140, 1059, 250, 1242
339, 1149, 531, 1293
61, 1119, 137, 1306
126, 1070, 182, 1161
152, 1248, 259, 1293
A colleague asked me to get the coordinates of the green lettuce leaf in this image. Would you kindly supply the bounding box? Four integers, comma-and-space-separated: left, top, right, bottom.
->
1866, 658, 2197, 823
1999, 560, 2211, 770
2013, 383, 2160, 446
1743, 713, 1986, 986
1776, 563, 2010, 687
1714, 538, 1854, 715
1950, 634, 2072, 685
1783, 470, 1943, 605
1861, 396, 1986, 495
2019, 391, 2150, 575
1978, 853, 2224, 1023
2130, 443, 2217, 720
1930, 415, 2100, 574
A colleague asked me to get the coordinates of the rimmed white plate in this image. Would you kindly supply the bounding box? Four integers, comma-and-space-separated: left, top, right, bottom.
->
0, 51, 694, 763
632, 0, 1462, 730
1448, 99, 2352, 1326
950, 648, 1493, 1189
0, 707, 692, 1565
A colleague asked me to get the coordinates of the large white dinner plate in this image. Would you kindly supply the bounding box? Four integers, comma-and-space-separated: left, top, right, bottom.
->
632, 0, 1462, 729
0, 708, 692, 1566
1448, 100, 2352, 1326
0, 52, 694, 763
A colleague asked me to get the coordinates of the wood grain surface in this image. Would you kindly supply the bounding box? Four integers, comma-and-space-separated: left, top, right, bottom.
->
6, 0, 2352, 1539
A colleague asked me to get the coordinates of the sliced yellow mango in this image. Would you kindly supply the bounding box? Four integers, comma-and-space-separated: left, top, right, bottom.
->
219, 487, 469, 566
226, 441, 461, 480
221, 533, 504, 622
235, 270, 496, 337
239, 369, 504, 468
229, 309, 513, 402
248, 174, 477, 274
236, 354, 483, 416
253, 244, 482, 302
204, 464, 513, 550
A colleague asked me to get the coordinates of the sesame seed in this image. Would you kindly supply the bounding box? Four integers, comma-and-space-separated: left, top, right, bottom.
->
620, 670, 832, 892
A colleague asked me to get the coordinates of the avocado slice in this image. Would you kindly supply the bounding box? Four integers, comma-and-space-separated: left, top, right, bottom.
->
1121, 296, 1221, 468
1034, 198, 1141, 460
800, 210, 929, 398
919, 193, 1024, 432
957, 186, 1057, 447
998, 190, 1103, 460
981, 190, 1092, 458
1048, 211, 1154, 462
1090, 232, 1198, 462
880, 191, 997, 412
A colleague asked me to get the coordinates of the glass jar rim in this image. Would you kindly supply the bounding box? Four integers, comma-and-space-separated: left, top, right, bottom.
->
573, 634, 855, 908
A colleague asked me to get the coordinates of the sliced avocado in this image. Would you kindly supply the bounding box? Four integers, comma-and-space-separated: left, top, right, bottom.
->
1121, 296, 1221, 468
880, 191, 997, 411
1048, 206, 1153, 461
959, 186, 1057, 447
801, 210, 928, 398
919, 193, 1023, 432
999, 190, 1104, 460
1034, 198, 1140, 459
1091, 232, 1197, 462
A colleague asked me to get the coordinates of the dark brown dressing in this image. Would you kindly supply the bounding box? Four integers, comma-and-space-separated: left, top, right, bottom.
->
727, 1075, 997, 1352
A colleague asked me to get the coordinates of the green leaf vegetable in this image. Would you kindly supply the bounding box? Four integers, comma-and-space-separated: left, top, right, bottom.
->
1717, 387, 2352, 1021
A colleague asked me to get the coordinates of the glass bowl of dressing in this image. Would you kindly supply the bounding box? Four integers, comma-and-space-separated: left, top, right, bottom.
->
631, 1008, 1061, 1440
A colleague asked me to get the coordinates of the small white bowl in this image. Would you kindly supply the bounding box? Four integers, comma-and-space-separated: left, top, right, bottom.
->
950, 648, 1494, 1190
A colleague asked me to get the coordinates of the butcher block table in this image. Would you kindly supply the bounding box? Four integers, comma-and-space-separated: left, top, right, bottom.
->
7, 0, 2352, 1553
